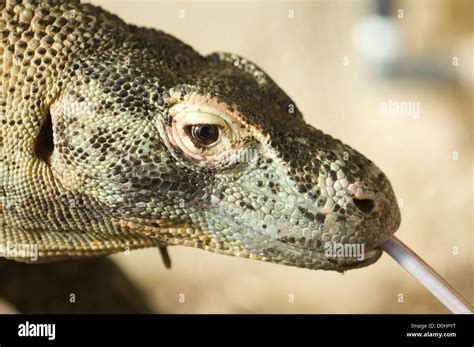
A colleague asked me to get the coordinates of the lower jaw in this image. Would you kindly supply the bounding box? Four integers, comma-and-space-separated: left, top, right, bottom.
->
326, 247, 383, 271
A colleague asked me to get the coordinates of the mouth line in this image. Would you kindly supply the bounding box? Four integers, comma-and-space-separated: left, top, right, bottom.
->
326, 247, 383, 269
333, 247, 382, 263
277, 236, 383, 261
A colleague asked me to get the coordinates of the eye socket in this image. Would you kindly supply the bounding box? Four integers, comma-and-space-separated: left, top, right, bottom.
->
187, 124, 220, 147
165, 101, 244, 165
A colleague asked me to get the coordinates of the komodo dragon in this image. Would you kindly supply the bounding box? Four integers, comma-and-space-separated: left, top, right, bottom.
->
0, 0, 401, 271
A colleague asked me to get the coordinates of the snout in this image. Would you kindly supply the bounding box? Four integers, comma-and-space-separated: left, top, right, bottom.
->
331, 161, 401, 252
271, 126, 402, 270
352, 168, 401, 249
316, 173, 400, 270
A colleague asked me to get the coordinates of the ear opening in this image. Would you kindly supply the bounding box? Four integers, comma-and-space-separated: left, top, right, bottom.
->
34, 111, 54, 165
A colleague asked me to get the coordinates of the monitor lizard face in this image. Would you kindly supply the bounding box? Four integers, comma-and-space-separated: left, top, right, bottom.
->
2, 1, 400, 270
47, 49, 401, 271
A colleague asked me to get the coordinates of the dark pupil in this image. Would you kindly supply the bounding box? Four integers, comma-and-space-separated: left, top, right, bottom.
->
191, 125, 219, 145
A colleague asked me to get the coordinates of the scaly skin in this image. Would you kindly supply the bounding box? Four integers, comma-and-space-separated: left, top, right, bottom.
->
0, 0, 400, 271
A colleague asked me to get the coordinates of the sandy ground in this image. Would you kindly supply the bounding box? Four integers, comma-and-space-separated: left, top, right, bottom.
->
21, 0, 474, 313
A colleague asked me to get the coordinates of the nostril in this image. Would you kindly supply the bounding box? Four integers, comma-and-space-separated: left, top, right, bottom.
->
353, 198, 375, 214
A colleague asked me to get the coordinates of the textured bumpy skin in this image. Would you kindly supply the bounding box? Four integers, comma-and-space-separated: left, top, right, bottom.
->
1, 0, 400, 270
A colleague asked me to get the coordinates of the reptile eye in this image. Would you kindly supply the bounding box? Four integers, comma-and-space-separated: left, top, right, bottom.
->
165, 100, 244, 165
188, 124, 220, 147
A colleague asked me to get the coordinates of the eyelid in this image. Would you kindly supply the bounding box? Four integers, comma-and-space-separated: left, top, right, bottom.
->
171, 104, 239, 129
174, 112, 227, 127
165, 98, 248, 166
171, 105, 238, 144
171, 104, 227, 118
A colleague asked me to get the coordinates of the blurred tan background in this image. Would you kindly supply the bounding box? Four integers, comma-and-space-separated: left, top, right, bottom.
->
6, 0, 471, 313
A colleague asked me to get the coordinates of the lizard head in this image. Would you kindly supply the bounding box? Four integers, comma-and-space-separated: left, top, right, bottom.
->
156, 52, 401, 271
27, 3, 400, 270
